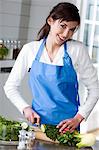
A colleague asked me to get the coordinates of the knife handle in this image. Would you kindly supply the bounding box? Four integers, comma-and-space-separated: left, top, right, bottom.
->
34, 118, 37, 123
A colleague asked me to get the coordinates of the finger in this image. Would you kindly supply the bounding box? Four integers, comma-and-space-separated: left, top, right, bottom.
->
59, 122, 69, 132
36, 117, 40, 125
57, 120, 68, 128
67, 123, 74, 129
59, 119, 73, 132
30, 115, 34, 123
28, 112, 34, 123
62, 127, 70, 133
69, 127, 75, 133
34, 118, 37, 123
27, 117, 31, 123
26, 117, 30, 122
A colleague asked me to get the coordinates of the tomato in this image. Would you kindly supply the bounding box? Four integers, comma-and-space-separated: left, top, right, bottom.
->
62, 127, 69, 133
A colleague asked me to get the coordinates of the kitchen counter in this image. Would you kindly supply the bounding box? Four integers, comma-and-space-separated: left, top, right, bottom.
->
0, 140, 99, 150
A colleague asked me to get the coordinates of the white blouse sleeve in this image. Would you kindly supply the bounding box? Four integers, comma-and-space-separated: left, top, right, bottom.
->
77, 43, 99, 119
4, 45, 31, 114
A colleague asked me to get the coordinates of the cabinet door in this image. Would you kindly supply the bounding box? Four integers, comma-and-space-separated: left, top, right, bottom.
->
0, 73, 9, 117
0, 72, 32, 121
0, 73, 3, 113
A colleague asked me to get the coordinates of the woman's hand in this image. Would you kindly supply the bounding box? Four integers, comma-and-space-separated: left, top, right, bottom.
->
23, 106, 40, 125
57, 114, 84, 133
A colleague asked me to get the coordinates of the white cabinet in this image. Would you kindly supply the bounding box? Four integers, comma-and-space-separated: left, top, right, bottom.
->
0, 60, 32, 121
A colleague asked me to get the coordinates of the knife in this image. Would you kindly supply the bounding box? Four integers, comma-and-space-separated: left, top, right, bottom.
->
31, 118, 41, 130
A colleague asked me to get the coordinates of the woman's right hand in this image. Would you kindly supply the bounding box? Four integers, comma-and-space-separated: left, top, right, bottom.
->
23, 106, 40, 125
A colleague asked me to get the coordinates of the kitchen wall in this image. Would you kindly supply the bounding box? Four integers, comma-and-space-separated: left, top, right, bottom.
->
0, 0, 78, 45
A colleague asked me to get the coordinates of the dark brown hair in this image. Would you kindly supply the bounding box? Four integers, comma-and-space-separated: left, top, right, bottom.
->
37, 2, 80, 40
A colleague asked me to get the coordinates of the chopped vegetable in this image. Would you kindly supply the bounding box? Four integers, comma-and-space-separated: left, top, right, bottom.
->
0, 116, 34, 141
41, 124, 96, 148
44, 124, 59, 141
57, 130, 81, 146
21, 122, 28, 130
42, 124, 80, 146
41, 124, 46, 133
0, 116, 21, 141
75, 133, 96, 148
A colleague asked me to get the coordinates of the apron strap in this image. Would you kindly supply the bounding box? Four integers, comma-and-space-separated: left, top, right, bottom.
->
64, 42, 80, 106
35, 38, 46, 61
64, 42, 70, 59
64, 42, 67, 52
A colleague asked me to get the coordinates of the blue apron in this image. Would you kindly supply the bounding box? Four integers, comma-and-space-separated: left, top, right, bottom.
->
29, 39, 80, 125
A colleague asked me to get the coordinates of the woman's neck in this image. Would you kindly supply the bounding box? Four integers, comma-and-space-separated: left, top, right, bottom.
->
45, 36, 61, 62
45, 36, 60, 53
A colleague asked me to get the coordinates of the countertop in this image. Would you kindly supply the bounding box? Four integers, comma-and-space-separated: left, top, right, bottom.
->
0, 140, 99, 150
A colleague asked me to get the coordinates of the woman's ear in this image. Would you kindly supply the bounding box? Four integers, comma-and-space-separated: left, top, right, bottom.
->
47, 17, 54, 25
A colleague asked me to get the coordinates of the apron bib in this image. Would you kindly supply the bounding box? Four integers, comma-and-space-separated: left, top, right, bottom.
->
29, 39, 80, 125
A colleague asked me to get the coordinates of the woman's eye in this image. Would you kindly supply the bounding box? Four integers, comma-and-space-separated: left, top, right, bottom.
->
70, 28, 76, 32
60, 24, 66, 29
59, 23, 77, 32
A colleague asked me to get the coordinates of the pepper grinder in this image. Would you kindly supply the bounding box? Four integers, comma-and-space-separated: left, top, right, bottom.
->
17, 130, 26, 150
26, 131, 35, 150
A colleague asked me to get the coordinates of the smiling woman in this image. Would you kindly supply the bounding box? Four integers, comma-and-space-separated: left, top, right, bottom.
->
4, 2, 99, 135
46, 19, 79, 46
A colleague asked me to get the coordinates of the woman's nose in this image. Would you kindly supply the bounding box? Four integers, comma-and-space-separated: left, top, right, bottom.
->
62, 28, 70, 38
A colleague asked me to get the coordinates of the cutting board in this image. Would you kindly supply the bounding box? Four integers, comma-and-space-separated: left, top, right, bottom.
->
32, 126, 59, 143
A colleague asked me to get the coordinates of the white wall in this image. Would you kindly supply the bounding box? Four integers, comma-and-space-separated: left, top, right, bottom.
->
0, 0, 31, 45
0, 0, 78, 45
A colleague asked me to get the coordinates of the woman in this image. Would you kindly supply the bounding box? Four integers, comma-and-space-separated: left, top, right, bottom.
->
4, 2, 99, 133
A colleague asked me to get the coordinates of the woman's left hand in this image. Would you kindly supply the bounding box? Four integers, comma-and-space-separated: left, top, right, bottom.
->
57, 114, 84, 133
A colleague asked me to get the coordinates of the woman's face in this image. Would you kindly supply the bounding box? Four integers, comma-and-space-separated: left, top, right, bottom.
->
47, 18, 79, 45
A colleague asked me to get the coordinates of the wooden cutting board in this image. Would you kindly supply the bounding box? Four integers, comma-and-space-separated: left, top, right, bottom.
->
32, 126, 59, 143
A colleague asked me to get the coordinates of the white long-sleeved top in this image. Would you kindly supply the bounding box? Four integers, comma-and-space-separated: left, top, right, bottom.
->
4, 39, 99, 120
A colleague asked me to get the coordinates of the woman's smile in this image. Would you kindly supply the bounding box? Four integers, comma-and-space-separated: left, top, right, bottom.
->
56, 34, 66, 45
